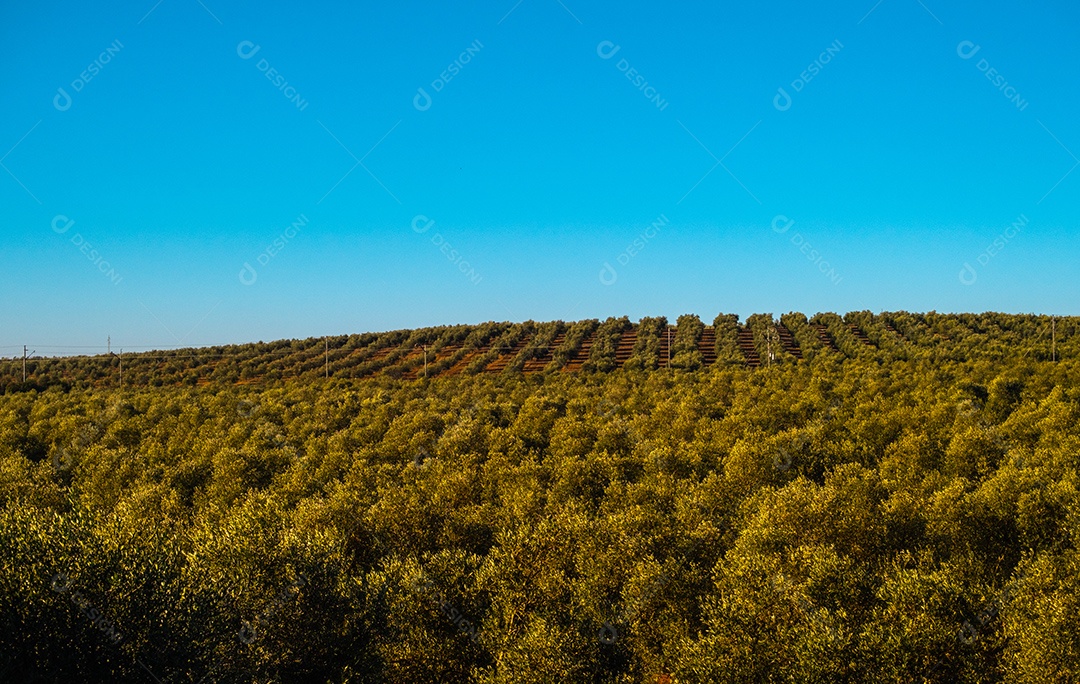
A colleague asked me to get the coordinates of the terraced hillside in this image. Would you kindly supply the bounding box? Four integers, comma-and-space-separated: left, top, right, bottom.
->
3, 310, 1079, 683
2, 312, 1073, 392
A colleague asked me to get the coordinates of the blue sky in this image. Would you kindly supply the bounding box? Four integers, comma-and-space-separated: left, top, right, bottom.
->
2, 0, 1077, 354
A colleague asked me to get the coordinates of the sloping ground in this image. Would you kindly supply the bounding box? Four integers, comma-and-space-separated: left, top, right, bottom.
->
521, 333, 565, 373
883, 322, 908, 341
613, 328, 638, 368
441, 345, 490, 377
777, 324, 803, 359
812, 324, 842, 352
847, 323, 875, 347
737, 327, 761, 367
698, 327, 717, 365
5, 312, 1073, 391
657, 329, 671, 368
483, 335, 535, 373
561, 330, 596, 372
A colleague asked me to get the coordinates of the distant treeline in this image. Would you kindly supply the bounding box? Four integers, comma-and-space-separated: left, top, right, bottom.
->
2, 337, 1078, 681
2, 311, 1072, 393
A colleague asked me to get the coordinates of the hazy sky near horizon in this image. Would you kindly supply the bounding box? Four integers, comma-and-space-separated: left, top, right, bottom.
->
2, 0, 1078, 354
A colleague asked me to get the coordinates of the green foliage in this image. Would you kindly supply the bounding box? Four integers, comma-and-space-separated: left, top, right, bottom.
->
811, 311, 869, 359
746, 313, 794, 365
781, 311, 829, 361
583, 316, 630, 372
623, 317, 668, 371
466, 323, 535, 375
712, 313, 743, 365
670, 314, 704, 371
2, 314, 1079, 681
550, 319, 599, 370
506, 321, 565, 374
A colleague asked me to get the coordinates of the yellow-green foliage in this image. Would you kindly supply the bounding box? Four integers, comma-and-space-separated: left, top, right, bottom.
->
1, 320, 1079, 682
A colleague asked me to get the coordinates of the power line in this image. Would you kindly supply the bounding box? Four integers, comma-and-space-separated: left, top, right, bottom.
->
23, 346, 35, 383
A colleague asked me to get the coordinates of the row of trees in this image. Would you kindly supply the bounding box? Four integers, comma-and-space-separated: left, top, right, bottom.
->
2, 343, 1078, 681
3, 313, 1072, 393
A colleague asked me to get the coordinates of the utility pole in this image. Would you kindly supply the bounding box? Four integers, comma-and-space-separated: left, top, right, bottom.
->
109, 348, 122, 388
108, 336, 111, 355
22, 346, 35, 383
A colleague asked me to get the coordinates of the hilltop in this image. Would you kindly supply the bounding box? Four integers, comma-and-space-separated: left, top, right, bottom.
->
3, 311, 1070, 392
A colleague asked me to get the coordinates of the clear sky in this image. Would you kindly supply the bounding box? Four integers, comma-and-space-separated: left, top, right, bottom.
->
2, 0, 1077, 354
